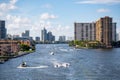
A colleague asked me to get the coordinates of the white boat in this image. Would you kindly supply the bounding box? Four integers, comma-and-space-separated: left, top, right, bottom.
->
62, 63, 70, 68
50, 52, 54, 55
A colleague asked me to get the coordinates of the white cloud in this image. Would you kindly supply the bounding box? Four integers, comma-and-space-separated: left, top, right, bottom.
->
76, 0, 120, 4
40, 13, 58, 20
0, 12, 3, 16
0, 0, 18, 18
0, 0, 17, 11
41, 4, 53, 9
10, 0, 17, 4
97, 8, 110, 13
5, 14, 73, 40
6, 15, 31, 36
30, 19, 73, 40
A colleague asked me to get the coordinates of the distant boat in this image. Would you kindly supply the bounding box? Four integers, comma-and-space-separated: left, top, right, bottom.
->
20, 62, 28, 67
50, 52, 54, 55
62, 63, 70, 68
54, 63, 61, 68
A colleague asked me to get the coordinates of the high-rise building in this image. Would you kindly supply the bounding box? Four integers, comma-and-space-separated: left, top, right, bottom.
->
74, 22, 96, 41
96, 16, 116, 47
74, 16, 116, 47
112, 23, 116, 41
59, 36, 66, 42
41, 28, 47, 42
22, 30, 29, 38
118, 32, 120, 41
0, 20, 7, 39
35, 37, 40, 42
47, 31, 55, 42
41, 28, 55, 42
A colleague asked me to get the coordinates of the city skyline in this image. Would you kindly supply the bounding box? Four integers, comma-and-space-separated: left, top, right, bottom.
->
0, 0, 120, 39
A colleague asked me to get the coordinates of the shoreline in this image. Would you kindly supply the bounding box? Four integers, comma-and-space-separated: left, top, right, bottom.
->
0, 51, 34, 64
70, 45, 120, 49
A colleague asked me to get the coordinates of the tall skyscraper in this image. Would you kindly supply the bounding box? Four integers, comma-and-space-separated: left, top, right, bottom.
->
41, 28, 47, 42
74, 22, 96, 41
0, 20, 7, 39
22, 30, 29, 38
41, 28, 55, 42
96, 16, 116, 47
47, 31, 55, 42
112, 23, 116, 41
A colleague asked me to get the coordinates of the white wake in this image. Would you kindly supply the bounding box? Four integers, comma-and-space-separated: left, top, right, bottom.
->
17, 65, 48, 69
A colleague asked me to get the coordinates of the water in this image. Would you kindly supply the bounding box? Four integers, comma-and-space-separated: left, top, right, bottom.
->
0, 44, 120, 80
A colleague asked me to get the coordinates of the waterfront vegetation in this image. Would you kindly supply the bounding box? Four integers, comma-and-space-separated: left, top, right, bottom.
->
69, 40, 120, 48
20, 44, 31, 51
0, 43, 35, 63
111, 41, 120, 48
69, 40, 101, 48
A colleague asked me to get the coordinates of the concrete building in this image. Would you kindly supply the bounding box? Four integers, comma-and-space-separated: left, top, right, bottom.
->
59, 36, 66, 42
112, 23, 116, 41
22, 30, 29, 38
96, 16, 116, 47
41, 28, 55, 42
116, 32, 120, 41
74, 22, 96, 41
0, 20, 7, 39
74, 16, 116, 47
35, 37, 40, 42
13, 35, 20, 39
20, 40, 31, 46
41, 28, 47, 42
47, 31, 55, 42
0, 40, 19, 56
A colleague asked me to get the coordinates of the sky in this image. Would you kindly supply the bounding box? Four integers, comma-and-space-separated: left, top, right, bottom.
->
0, 0, 120, 40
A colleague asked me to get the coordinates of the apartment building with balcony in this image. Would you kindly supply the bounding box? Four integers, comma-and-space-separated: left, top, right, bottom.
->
74, 22, 96, 41
74, 16, 116, 48
0, 40, 19, 56
96, 16, 116, 47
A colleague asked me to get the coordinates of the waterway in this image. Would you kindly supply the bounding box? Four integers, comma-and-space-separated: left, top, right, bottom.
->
0, 44, 120, 80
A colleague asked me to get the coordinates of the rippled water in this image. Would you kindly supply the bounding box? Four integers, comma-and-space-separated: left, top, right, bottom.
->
0, 44, 120, 80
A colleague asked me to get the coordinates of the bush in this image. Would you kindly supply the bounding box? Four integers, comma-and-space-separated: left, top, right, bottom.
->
20, 44, 30, 51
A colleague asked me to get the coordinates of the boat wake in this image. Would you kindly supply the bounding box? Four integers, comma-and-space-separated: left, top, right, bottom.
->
17, 65, 48, 69
52, 61, 70, 68
59, 49, 68, 52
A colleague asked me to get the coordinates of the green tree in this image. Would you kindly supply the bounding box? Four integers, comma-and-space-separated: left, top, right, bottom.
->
20, 44, 30, 51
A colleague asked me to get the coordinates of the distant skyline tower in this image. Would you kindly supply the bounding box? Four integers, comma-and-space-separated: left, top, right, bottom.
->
35, 37, 40, 42
41, 28, 47, 42
22, 30, 30, 38
59, 36, 66, 42
0, 20, 7, 39
47, 31, 55, 42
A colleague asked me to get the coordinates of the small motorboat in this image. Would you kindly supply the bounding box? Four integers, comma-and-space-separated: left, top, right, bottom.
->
50, 52, 54, 55
20, 62, 28, 67
62, 63, 70, 68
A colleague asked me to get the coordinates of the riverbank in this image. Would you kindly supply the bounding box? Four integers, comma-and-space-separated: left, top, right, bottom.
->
0, 51, 34, 64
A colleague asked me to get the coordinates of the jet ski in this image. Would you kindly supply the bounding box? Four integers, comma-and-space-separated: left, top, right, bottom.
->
21, 62, 28, 67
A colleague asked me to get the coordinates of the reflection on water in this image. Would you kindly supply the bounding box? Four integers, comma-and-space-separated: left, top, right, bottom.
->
0, 44, 120, 80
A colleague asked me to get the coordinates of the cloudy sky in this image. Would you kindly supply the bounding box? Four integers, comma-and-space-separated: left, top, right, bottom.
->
0, 0, 120, 40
